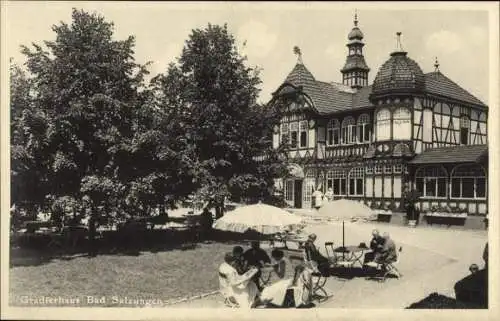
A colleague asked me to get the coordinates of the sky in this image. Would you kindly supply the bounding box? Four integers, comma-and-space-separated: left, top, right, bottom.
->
3, 2, 492, 105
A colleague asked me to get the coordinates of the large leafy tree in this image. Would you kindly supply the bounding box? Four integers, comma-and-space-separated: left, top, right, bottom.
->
12, 9, 149, 228
155, 24, 288, 210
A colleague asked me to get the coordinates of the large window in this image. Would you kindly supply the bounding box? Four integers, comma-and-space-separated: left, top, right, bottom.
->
327, 119, 340, 146
281, 120, 308, 149
326, 169, 347, 196
342, 117, 356, 144
376, 108, 391, 141
349, 167, 364, 196
299, 120, 308, 148
393, 107, 411, 140
451, 164, 486, 199
357, 114, 371, 143
460, 116, 470, 145
280, 123, 289, 145
415, 166, 448, 198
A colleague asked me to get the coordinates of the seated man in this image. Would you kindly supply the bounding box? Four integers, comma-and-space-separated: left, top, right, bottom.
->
454, 243, 488, 308
366, 232, 396, 270
232, 246, 248, 275
218, 252, 260, 308
364, 229, 385, 264
243, 241, 271, 291
304, 233, 331, 275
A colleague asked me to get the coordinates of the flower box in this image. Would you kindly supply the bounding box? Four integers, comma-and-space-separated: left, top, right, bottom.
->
376, 211, 393, 223
424, 212, 467, 227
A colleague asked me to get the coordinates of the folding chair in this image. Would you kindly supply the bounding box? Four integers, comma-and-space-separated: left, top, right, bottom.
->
367, 246, 403, 282
303, 248, 329, 302
325, 242, 353, 268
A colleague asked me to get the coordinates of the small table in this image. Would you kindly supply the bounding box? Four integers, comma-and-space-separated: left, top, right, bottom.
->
270, 234, 307, 250
326, 244, 371, 268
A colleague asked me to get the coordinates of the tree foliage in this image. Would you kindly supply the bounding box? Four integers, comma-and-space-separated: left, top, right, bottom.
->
10, 11, 288, 230
153, 24, 288, 205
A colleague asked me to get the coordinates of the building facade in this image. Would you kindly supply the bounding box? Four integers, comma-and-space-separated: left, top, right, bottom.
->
270, 15, 488, 215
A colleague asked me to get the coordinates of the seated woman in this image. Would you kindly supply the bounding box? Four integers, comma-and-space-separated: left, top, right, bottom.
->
218, 252, 260, 308
260, 264, 313, 308
271, 249, 287, 279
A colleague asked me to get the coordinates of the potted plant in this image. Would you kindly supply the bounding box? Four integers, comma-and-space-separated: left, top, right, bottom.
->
402, 187, 421, 227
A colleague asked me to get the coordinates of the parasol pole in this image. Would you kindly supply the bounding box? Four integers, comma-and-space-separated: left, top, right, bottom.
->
342, 220, 345, 260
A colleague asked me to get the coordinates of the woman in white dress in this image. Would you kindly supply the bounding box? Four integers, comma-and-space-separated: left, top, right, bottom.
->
218, 253, 259, 308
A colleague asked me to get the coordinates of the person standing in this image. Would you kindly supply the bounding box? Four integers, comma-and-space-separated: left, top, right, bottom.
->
199, 207, 214, 241
312, 189, 324, 210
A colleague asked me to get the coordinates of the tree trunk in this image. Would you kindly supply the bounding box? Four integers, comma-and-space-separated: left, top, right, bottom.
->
88, 206, 97, 257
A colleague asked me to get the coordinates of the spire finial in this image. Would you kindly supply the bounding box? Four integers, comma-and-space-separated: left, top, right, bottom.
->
354, 9, 358, 26
434, 56, 440, 72
396, 32, 403, 52
293, 46, 303, 64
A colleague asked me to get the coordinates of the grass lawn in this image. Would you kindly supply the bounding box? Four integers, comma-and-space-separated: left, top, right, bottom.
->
9, 242, 244, 307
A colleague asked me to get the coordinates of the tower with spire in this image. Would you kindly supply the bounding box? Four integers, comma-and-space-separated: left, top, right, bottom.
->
341, 11, 370, 89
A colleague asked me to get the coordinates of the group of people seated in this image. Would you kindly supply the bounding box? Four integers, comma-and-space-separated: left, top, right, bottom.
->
218, 240, 313, 308
363, 229, 398, 271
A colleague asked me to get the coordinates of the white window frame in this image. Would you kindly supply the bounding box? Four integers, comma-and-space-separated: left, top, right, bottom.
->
342, 117, 356, 145
348, 167, 364, 196
357, 114, 371, 143
374, 165, 383, 174
392, 107, 412, 140
299, 120, 308, 148
460, 116, 470, 145
383, 165, 392, 174
393, 164, 403, 174
376, 108, 391, 141
326, 169, 347, 196
415, 166, 448, 199
327, 119, 340, 146
450, 164, 486, 200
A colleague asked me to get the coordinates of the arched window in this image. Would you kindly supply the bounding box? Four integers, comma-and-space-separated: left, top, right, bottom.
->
342, 117, 356, 144
451, 164, 486, 199
393, 107, 411, 140
460, 116, 470, 145
415, 166, 447, 198
376, 108, 391, 141
326, 169, 347, 196
349, 167, 364, 196
327, 119, 340, 146
357, 114, 371, 143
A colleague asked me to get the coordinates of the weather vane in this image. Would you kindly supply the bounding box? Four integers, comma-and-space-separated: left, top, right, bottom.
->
293, 46, 303, 64
396, 32, 404, 52
434, 57, 440, 72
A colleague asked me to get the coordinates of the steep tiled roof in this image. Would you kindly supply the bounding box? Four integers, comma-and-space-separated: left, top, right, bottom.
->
372, 51, 425, 95
280, 62, 373, 114
409, 144, 488, 164
424, 72, 487, 108
341, 55, 370, 72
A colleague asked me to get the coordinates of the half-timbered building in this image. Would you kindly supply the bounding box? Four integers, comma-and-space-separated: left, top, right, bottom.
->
270, 14, 488, 215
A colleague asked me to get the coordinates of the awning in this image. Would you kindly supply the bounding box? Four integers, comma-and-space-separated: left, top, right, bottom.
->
409, 144, 488, 165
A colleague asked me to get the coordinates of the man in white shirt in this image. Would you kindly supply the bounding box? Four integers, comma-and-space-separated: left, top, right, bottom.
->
218, 253, 260, 308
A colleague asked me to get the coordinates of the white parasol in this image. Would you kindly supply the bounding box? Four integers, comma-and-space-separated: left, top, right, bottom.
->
213, 203, 304, 235
318, 199, 376, 253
